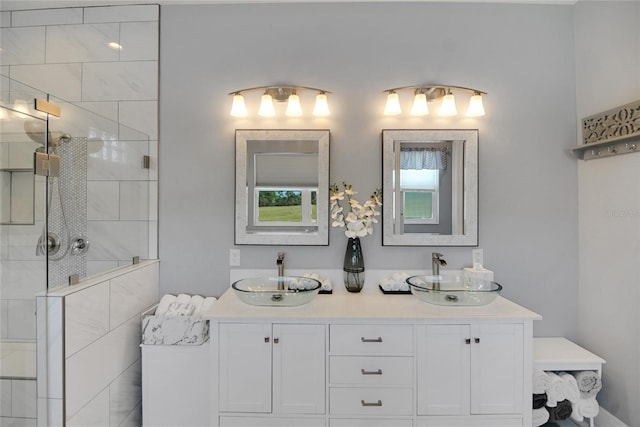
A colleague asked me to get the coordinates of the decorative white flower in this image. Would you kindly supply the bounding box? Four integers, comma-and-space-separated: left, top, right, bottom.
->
330, 183, 382, 238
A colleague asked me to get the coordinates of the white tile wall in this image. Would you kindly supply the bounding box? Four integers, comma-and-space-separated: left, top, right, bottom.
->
87, 181, 120, 221
83, 5, 158, 24
46, 24, 120, 63
11, 379, 37, 418
87, 221, 149, 261
119, 181, 149, 221
109, 263, 157, 329
119, 22, 159, 61
10, 64, 83, 102
82, 61, 158, 101
36, 261, 159, 424
11, 8, 83, 27
65, 281, 110, 357
2, 2, 159, 351
0, 27, 45, 65
66, 388, 109, 427
109, 359, 141, 426
7, 299, 36, 340
1, 379, 11, 415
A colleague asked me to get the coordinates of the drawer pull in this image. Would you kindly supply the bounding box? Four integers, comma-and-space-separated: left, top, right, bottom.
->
361, 399, 383, 407
361, 368, 383, 375
474, 337, 480, 344
361, 337, 383, 343
465, 338, 471, 344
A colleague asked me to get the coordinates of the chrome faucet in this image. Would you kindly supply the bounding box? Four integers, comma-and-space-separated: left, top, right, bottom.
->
277, 252, 285, 290
432, 252, 447, 290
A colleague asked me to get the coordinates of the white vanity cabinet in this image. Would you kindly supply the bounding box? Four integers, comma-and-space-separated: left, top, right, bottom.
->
416, 323, 525, 426
218, 322, 325, 423
207, 288, 540, 427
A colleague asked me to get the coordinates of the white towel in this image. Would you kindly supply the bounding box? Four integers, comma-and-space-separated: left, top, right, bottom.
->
559, 372, 581, 404
532, 407, 550, 427
574, 371, 602, 398
176, 294, 191, 305
546, 372, 568, 407
532, 369, 551, 395
164, 302, 195, 317
201, 297, 217, 313
571, 396, 600, 422
321, 279, 332, 291
190, 295, 205, 316
156, 294, 176, 316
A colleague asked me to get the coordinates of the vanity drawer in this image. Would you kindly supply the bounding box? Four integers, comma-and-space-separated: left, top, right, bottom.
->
330, 356, 413, 386
330, 387, 413, 415
330, 324, 413, 355
331, 418, 413, 427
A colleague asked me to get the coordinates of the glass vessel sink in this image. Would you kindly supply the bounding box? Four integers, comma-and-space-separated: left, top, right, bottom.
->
406, 274, 502, 306
231, 276, 322, 307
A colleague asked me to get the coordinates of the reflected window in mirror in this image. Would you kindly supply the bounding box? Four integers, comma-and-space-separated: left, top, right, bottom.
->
382, 130, 478, 246
236, 129, 329, 245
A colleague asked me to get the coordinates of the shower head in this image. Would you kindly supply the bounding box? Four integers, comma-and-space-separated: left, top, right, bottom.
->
24, 120, 70, 146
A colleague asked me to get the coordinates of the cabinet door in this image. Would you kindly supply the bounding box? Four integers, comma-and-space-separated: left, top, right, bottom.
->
416, 324, 470, 416
219, 323, 272, 413
470, 323, 523, 415
273, 324, 326, 414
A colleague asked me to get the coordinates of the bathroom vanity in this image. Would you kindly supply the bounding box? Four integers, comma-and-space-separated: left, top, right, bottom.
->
143, 287, 540, 427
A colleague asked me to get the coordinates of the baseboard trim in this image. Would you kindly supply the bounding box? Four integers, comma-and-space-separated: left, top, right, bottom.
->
595, 407, 628, 427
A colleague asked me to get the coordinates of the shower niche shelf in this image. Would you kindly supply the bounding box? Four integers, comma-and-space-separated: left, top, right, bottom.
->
0, 168, 35, 225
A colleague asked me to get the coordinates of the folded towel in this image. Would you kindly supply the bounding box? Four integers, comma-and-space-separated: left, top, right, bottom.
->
176, 294, 191, 305
559, 372, 581, 404
165, 302, 195, 317
574, 371, 602, 398
532, 393, 547, 410
399, 281, 409, 291
321, 279, 332, 291
533, 370, 551, 395
547, 399, 572, 421
156, 294, 176, 316
532, 407, 550, 427
201, 297, 217, 312
571, 396, 599, 421
190, 295, 205, 316
546, 372, 569, 407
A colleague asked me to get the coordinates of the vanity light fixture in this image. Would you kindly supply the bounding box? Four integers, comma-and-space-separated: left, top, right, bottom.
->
383, 85, 487, 117
229, 86, 331, 118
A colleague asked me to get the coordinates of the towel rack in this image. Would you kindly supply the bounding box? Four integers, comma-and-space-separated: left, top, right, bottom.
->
572, 99, 640, 160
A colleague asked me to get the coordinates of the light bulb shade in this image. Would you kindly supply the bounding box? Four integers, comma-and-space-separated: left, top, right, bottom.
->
285, 94, 303, 116
466, 94, 486, 117
313, 93, 330, 116
258, 94, 276, 117
439, 93, 457, 116
384, 92, 402, 116
411, 93, 429, 116
230, 94, 248, 117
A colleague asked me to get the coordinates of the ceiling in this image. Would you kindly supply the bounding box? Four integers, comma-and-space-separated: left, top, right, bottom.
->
1, 0, 581, 12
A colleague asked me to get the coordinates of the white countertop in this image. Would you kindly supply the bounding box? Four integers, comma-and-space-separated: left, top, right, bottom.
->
205, 288, 541, 323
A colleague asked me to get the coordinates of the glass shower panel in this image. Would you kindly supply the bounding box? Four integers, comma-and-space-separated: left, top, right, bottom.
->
46, 95, 153, 288
0, 75, 48, 403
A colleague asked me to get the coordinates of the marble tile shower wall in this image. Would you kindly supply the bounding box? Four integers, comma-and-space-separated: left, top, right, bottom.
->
0, 4, 159, 340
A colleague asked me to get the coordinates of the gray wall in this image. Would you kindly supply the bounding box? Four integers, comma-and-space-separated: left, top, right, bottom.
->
575, 2, 640, 425
159, 2, 579, 337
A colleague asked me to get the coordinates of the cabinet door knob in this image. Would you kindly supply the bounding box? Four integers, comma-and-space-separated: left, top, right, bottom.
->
361, 369, 383, 375
474, 337, 480, 344
361, 399, 383, 407
361, 337, 383, 343
274, 338, 279, 344
465, 338, 471, 345
264, 337, 270, 343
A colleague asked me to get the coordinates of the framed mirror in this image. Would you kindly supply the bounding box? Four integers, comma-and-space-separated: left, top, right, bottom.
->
382, 129, 478, 246
235, 129, 330, 245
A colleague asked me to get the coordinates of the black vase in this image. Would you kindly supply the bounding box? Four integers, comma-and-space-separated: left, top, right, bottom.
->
343, 237, 365, 292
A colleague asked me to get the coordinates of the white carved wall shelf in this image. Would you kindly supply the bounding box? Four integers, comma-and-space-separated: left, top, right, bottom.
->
572, 99, 640, 160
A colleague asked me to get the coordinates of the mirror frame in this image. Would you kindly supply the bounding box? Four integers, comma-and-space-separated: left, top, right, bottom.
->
235, 129, 330, 245
381, 129, 478, 246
